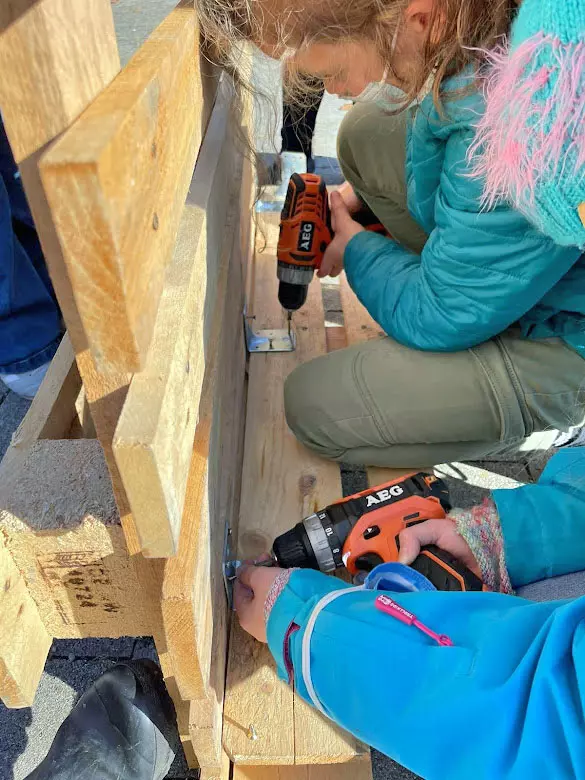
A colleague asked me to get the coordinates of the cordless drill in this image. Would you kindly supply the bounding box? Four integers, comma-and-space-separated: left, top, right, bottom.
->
272, 472, 485, 592
277, 173, 387, 314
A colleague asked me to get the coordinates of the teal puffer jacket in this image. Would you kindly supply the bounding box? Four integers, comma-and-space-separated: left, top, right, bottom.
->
344, 74, 585, 354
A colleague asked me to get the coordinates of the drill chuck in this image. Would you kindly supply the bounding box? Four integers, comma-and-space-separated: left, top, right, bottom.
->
272, 513, 337, 572
277, 279, 309, 312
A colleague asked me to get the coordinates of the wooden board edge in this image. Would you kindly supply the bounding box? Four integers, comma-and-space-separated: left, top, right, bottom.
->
113, 76, 235, 557
0, 334, 81, 483
38, 4, 202, 373
0, 538, 52, 708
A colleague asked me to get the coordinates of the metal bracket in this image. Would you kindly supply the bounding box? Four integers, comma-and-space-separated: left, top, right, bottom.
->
244, 309, 296, 353
223, 522, 248, 611
222, 523, 238, 611
256, 151, 306, 213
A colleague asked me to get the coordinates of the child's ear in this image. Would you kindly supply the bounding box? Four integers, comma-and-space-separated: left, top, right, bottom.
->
404, 0, 434, 36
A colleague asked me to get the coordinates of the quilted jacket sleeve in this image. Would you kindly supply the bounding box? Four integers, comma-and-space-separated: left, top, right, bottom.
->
343, 98, 581, 352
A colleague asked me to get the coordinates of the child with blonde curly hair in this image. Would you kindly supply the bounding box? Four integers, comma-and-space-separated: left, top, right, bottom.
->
200, 0, 585, 467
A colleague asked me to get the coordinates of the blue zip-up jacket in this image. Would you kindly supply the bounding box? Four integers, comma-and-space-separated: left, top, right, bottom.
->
267, 450, 585, 779
344, 77, 585, 355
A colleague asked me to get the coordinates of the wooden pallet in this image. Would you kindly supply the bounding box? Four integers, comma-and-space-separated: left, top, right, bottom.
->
0, 1, 237, 769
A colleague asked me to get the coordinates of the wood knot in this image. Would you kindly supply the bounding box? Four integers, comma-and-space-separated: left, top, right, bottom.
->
299, 474, 317, 496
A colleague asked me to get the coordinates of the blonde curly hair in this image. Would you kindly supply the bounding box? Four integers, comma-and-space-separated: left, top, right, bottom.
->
197, 0, 516, 111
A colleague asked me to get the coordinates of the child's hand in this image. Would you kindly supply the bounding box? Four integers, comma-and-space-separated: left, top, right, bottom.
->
318, 191, 364, 278
334, 181, 362, 214
234, 563, 283, 643
397, 518, 481, 579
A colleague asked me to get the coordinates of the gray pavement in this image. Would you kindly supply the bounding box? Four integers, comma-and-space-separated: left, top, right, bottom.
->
0, 4, 552, 779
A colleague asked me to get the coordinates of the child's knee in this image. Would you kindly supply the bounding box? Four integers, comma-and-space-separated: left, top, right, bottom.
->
284, 362, 320, 442
284, 362, 341, 458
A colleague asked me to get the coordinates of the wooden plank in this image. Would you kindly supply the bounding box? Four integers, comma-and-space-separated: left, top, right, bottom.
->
156, 89, 249, 768
233, 756, 372, 780
0, 440, 159, 640
69, 386, 98, 439
185, 230, 247, 765
0, 0, 143, 553
161, 212, 241, 697
338, 273, 384, 345
223, 215, 351, 766
294, 694, 368, 765
338, 274, 421, 486
0, 539, 52, 708
0, 0, 119, 163
40, 2, 204, 374
113, 78, 232, 557
200, 749, 231, 780
0, 334, 81, 481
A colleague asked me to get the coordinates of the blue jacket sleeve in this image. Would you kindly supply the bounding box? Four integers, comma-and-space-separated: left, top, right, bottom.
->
343, 124, 581, 351
494, 450, 585, 587
268, 570, 585, 780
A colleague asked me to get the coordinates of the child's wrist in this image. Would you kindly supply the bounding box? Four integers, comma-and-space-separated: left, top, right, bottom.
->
450, 498, 514, 594
264, 568, 297, 623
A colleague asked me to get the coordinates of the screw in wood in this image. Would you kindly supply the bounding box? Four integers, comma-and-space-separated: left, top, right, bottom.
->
246, 724, 258, 741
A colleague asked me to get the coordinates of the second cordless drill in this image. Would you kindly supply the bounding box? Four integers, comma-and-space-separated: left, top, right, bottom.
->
271, 472, 486, 592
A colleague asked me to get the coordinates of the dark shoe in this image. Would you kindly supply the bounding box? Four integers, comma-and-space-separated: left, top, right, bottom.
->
26, 661, 177, 780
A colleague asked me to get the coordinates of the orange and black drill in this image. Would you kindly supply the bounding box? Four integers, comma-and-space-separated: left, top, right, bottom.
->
272, 472, 485, 592
277, 173, 387, 316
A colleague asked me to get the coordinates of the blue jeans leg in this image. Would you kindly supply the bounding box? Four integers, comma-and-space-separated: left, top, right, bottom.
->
0, 119, 61, 373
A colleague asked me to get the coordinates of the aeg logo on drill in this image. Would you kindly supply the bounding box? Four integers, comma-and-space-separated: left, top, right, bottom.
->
297, 221, 315, 252
366, 485, 404, 507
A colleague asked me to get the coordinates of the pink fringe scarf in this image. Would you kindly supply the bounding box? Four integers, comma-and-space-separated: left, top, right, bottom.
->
469, 34, 585, 213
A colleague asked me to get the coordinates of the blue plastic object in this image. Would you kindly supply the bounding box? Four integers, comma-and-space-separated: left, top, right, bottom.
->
363, 562, 437, 593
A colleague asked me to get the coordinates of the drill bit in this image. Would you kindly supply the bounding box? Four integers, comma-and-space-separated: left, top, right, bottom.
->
225, 557, 275, 581
287, 310, 292, 339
